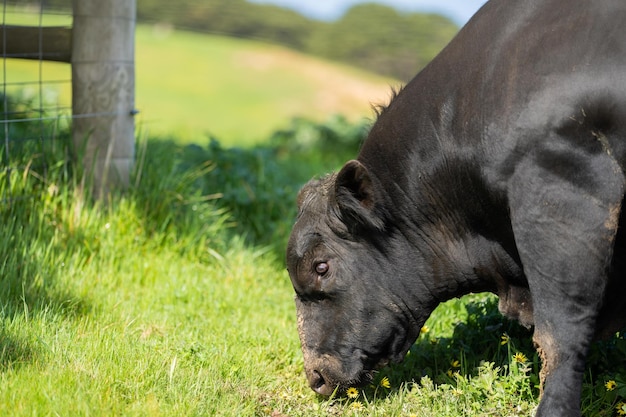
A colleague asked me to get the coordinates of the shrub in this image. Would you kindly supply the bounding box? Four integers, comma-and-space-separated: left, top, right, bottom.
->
175, 116, 371, 249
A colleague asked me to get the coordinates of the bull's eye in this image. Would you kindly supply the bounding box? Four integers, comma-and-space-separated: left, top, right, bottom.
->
315, 262, 329, 276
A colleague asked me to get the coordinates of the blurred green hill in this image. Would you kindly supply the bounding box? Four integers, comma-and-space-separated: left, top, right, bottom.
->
134, 0, 459, 81
10, 0, 458, 142
3, 23, 396, 144
44, 0, 459, 81
133, 28, 397, 144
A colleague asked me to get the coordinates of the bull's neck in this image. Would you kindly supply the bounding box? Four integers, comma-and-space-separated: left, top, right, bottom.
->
387, 220, 522, 328
356, 89, 522, 314
368, 160, 522, 318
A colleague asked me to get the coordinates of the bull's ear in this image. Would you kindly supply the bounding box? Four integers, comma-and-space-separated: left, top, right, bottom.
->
335, 160, 385, 231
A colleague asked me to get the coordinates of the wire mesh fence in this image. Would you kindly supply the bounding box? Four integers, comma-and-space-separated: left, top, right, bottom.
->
1, 1, 72, 205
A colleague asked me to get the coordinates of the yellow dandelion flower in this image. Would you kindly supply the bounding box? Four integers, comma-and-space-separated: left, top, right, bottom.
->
501, 334, 510, 345
350, 401, 364, 410
451, 359, 461, 368
346, 387, 359, 399
605, 380, 617, 391
617, 402, 626, 416
446, 369, 454, 378
420, 326, 430, 334
380, 376, 391, 389
513, 352, 527, 363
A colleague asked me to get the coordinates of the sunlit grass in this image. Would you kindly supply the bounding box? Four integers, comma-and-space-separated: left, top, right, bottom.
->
0, 138, 301, 416
1, 133, 624, 416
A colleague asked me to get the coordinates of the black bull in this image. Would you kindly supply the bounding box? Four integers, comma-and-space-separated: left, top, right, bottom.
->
286, 0, 626, 415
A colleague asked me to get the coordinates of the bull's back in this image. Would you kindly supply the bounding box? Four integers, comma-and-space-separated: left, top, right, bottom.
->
359, 0, 626, 183
471, 0, 626, 174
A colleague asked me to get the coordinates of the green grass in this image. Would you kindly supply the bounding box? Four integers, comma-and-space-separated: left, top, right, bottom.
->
3, 8, 395, 145
1, 129, 625, 416
0, 138, 299, 416
0, 163, 527, 416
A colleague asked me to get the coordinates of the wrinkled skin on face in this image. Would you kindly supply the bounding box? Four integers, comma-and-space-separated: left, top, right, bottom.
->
286, 163, 429, 395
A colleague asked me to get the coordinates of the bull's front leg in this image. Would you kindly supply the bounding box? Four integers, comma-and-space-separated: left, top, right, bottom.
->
507, 147, 624, 417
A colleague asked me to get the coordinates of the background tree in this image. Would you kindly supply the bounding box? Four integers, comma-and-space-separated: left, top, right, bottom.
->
306, 4, 458, 80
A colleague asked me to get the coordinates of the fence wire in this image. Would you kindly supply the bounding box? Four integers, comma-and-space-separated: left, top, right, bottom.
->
1, 1, 72, 205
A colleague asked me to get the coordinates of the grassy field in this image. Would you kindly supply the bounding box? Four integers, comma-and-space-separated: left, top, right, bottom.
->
134, 27, 395, 144
3, 8, 395, 145
0, 136, 527, 417
1, 124, 625, 416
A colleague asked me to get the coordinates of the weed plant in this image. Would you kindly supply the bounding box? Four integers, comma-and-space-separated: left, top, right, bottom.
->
174, 115, 369, 252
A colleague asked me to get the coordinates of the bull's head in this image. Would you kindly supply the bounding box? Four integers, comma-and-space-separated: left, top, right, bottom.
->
286, 160, 432, 395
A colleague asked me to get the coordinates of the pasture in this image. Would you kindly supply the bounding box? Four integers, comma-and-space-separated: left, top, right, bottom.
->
2, 124, 625, 416
0, 132, 535, 416
1, 8, 625, 417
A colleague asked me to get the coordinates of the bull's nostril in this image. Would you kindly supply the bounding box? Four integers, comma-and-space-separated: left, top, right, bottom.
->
311, 370, 325, 390
310, 370, 333, 395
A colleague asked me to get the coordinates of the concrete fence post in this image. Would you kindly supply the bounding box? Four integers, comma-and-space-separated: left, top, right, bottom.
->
71, 0, 136, 199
